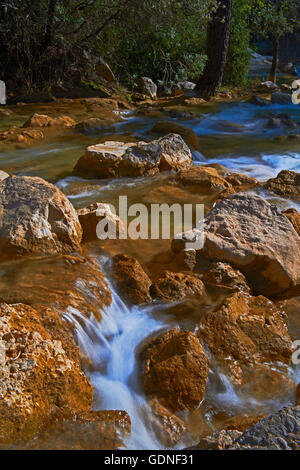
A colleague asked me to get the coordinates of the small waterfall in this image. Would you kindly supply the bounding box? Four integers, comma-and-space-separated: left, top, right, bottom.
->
64, 275, 172, 450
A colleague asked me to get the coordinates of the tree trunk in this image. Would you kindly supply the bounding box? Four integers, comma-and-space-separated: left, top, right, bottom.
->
268, 36, 279, 83
41, 0, 57, 51
195, 0, 233, 98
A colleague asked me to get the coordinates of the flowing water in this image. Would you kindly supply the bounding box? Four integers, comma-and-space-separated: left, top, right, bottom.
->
0, 96, 300, 449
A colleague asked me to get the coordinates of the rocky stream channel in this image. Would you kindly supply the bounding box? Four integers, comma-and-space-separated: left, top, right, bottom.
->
0, 90, 299, 450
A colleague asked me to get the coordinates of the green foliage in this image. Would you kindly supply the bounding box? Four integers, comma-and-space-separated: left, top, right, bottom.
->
223, 0, 251, 87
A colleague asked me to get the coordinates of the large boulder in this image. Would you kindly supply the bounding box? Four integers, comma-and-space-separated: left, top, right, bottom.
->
0, 175, 82, 255
264, 170, 300, 201
150, 121, 199, 149
150, 271, 206, 302
0, 254, 112, 321
140, 328, 208, 411
230, 406, 300, 450
176, 166, 234, 196
0, 303, 93, 444
138, 77, 157, 99
197, 292, 294, 391
74, 134, 193, 178
176, 193, 300, 299
112, 254, 152, 305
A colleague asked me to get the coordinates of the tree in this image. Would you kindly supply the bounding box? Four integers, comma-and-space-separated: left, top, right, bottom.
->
195, 0, 233, 98
248, 0, 300, 83
223, 0, 251, 87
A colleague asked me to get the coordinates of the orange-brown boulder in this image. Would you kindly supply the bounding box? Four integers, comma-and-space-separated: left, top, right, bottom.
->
0, 127, 44, 146
202, 262, 251, 294
77, 203, 125, 242
0, 254, 112, 321
140, 328, 209, 411
0, 175, 82, 255
264, 170, 300, 200
112, 254, 152, 305
149, 398, 187, 447
197, 292, 293, 386
200, 193, 300, 299
282, 208, 300, 235
11, 410, 131, 450
176, 166, 234, 196
150, 271, 206, 302
23, 113, 75, 128
0, 303, 93, 444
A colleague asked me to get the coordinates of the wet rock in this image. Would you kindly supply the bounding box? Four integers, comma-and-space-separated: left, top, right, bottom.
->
229, 406, 300, 450
77, 203, 125, 242
197, 292, 293, 385
176, 166, 234, 196
187, 430, 243, 450
149, 398, 187, 447
150, 121, 199, 149
173, 81, 196, 96
141, 328, 209, 411
271, 92, 292, 105
212, 120, 246, 133
131, 93, 148, 102
265, 114, 298, 129
222, 414, 267, 432
224, 172, 258, 190
184, 97, 207, 106
265, 170, 300, 201
202, 262, 250, 294
23, 113, 75, 128
0, 303, 93, 444
150, 271, 206, 302
0, 127, 44, 146
74, 134, 193, 178
0, 171, 9, 182
282, 208, 300, 235
12, 410, 131, 450
247, 95, 270, 106
75, 118, 114, 135
257, 81, 278, 93
195, 193, 300, 299
138, 77, 157, 99
112, 254, 152, 305
0, 175, 82, 255
0, 254, 112, 321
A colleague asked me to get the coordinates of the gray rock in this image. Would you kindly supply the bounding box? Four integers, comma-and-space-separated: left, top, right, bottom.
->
231, 406, 300, 450
138, 77, 157, 100
174, 193, 300, 299
74, 134, 193, 178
